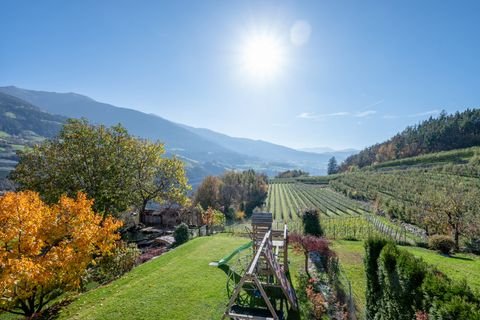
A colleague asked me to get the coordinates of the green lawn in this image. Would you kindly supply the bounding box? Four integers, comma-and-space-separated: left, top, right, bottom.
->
59, 234, 249, 320
332, 240, 367, 319
405, 246, 480, 291
0, 233, 307, 320
332, 240, 480, 319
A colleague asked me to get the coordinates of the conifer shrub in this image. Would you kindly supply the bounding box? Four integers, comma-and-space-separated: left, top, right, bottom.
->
302, 208, 323, 236
174, 223, 189, 245
364, 237, 389, 320
365, 239, 480, 320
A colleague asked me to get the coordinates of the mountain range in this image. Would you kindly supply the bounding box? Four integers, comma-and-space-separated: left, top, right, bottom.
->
0, 86, 357, 184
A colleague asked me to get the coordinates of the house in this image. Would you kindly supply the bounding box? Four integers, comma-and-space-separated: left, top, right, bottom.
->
140, 201, 202, 227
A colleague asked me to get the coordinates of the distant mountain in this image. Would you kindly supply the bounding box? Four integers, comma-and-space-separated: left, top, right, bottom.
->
179, 125, 331, 174
0, 92, 65, 137
0, 86, 252, 166
0, 86, 337, 182
300, 147, 358, 154
298, 147, 359, 163
299, 147, 336, 153
0, 92, 66, 179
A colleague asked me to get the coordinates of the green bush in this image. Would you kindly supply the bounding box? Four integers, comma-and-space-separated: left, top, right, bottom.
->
365, 240, 480, 320
429, 296, 480, 320
174, 223, 189, 245
376, 244, 428, 320
429, 235, 455, 254
302, 208, 323, 236
89, 242, 140, 284
296, 273, 316, 320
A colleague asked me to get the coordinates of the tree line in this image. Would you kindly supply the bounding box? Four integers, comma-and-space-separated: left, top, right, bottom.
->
340, 108, 480, 171
275, 169, 309, 179
194, 169, 268, 218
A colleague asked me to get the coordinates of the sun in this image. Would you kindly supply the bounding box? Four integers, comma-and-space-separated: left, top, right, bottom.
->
240, 32, 285, 81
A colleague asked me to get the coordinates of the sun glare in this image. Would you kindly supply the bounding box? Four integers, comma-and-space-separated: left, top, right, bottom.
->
240, 33, 285, 81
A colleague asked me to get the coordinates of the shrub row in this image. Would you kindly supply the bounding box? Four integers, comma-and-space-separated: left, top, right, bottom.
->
364, 238, 480, 320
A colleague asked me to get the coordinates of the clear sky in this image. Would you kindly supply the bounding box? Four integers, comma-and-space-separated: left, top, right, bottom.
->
1, 1, 479, 150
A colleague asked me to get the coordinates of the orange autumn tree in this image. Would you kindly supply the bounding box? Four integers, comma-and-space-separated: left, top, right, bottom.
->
0, 191, 122, 317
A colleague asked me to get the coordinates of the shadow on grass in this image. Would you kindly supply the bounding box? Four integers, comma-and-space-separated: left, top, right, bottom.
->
35, 298, 74, 320
448, 255, 473, 261
437, 252, 474, 261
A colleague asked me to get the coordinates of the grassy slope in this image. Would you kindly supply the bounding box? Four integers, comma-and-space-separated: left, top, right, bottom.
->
332, 240, 480, 319
59, 234, 248, 320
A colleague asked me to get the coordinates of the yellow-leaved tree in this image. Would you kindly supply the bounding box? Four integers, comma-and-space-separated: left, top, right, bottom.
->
0, 191, 122, 317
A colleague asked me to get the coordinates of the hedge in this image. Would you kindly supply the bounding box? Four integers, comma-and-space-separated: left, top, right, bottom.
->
364, 238, 480, 320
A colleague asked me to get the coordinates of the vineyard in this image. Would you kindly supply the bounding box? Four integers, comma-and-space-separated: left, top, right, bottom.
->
264, 182, 422, 244
265, 183, 368, 221
330, 167, 480, 244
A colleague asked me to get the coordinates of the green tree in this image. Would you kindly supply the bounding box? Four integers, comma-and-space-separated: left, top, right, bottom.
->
194, 176, 222, 210
131, 139, 190, 215
218, 171, 241, 211
424, 186, 479, 249
327, 156, 338, 175
11, 119, 189, 217
195, 170, 268, 216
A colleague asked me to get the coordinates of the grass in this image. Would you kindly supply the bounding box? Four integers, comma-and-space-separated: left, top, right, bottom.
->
405, 246, 480, 291
332, 240, 480, 320
0, 233, 307, 320
58, 234, 248, 320
331, 240, 367, 319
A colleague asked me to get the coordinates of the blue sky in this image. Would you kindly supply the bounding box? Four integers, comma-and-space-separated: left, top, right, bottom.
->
1, 1, 479, 150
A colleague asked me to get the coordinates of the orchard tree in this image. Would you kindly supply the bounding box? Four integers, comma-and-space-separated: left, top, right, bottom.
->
0, 191, 122, 317
424, 186, 480, 249
11, 119, 189, 217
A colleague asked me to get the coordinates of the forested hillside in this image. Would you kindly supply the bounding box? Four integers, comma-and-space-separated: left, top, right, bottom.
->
0, 92, 65, 180
0, 92, 65, 137
341, 109, 480, 170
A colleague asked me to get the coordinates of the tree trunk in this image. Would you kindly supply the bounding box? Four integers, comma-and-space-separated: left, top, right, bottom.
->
454, 224, 460, 250
140, 198, 149, 224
